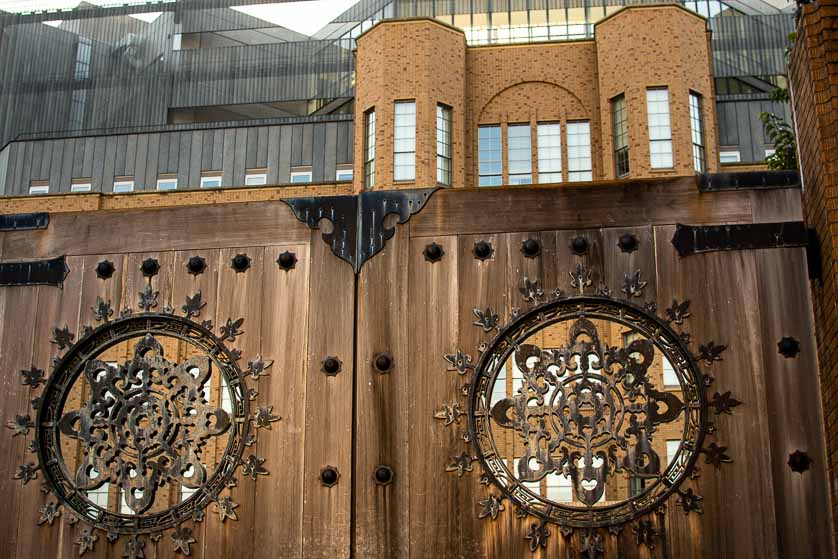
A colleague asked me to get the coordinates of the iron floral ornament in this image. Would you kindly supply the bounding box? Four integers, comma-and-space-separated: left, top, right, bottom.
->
6, 284, 275, 556
436, 270, 739, 556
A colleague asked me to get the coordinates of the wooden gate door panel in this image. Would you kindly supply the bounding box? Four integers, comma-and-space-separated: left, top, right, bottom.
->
0, 202, 353, 559
351, 184, 834, 558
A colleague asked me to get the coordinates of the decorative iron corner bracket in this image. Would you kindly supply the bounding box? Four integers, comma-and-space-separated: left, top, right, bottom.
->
671, 221, 808, 257
0, 212, 48, 231
283, 187, 439, 274
0, 255, 68, 287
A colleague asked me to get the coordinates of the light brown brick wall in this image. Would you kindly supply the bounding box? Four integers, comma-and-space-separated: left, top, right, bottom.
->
354, 6, 719, 190
596, 5, 719, 179
353, 19, 467, 191
789, 0, 838, 546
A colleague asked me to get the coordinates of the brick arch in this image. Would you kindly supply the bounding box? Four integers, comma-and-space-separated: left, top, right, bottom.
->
477, 80, 588, 123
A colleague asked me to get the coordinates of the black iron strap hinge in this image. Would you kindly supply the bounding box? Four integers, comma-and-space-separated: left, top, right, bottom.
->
0, 255, 69, 287
283, 187, 438, 274
671, 221, 822, 280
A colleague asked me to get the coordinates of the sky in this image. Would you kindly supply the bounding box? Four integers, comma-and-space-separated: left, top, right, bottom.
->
0, 1, 362, 37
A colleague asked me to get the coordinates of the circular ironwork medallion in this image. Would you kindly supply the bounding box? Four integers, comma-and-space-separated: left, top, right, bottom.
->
470, 296, 703, 528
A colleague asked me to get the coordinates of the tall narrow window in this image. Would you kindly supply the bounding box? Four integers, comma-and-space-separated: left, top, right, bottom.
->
647, 88, 673, 168
436, 104, 452, 186
566, 121, 593, 182
612, 94, 629, 177
393, 101, 416, 181
507, 124, 532, 185
364, 108, 375, 188
478, 125, 502, 187
74, 37, 91, 80
689, 92, 706, 173
536, 123, 562, 183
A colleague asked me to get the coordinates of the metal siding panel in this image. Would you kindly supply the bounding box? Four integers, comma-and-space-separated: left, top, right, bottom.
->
312, 124, 327, 183
301, 123, 313, 165
114, 135, 127, 176
11, 143, 25, 195
737, 104, 755, 162
222, 129, 236, 187
212, 129, 224, 171
324, 122, 338, 182
145, 133, 160, 191
125, 134, 138, 177
134, 134, 149, 189
201, 130, 213, 171
72, 138, 85, 178
177, 132, 191, 188
189, 131, 202, 188
245, 127, 258, 169
48, 140, 63, 191
267, 126, 280, 185
257, 126, 269, 169
35, 141, 49, 181
290, 124, 303, 167
233, 128, 247, 186
102, 136, 117, 192
21, 141, 33, 189
278, 125, 292, 183
0, 145, 9, 196
82, 137, 95, 178
91, 136, 107, 192
60, 139, 75, 193
158, 132, 171, 174
336, 121, 350, 165
170, 131, 182, 175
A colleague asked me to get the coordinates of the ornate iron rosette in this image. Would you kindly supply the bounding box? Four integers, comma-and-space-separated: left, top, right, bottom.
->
438, 269, 739, 554
7, 285, 275, 557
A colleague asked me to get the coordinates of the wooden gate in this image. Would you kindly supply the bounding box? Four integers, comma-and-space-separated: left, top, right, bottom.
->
0, 176, 833, 558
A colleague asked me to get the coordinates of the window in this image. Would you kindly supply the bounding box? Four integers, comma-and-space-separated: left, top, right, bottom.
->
71, 180, 92, 193
720, 151, 741, 164
394, 101, 416, 181
336, 165, 353, 182
29, 182, 49, 195
245, 170, 267, 186
478, 125, 502, 187
663, 357, 679, 388
156, 177, 177, 191
364, 108, 375, 188
74, 37, 91, 80
765, 148, 776, 158
689, 92, 706, 173
290, 167, 312, 184
546, 471, 573, 503
666, 439, 682, 469
85, 477, 109, 508
113, 178, 134, 193
612, 94, 629, 177
119, 489, 137, 516
436, 104, 452, 185
647, 88, 673, 168
536, 123, 562, 183
200, 174, 222, 188
507, 124, 532, 185
566, 121, 593, 182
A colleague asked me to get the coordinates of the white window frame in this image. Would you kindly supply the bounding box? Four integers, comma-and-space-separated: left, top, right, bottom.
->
720, 150, 741, 164
200, 175, 222, 188
244, 172, 267, 186
662, 357, 679, 388
646, 88, 673, 169
28, 185, 49, 195
566, 121, 593, 182
765, 148, 776, 157
290, 168, 313, 184
536, 122, 562, 184
364, 108, 375, 188
478, 125, 502, 187
689, 92, 706, 173
436, 104, 452, 186
113, 180, 134, 193
393, 100, 416, 181
156, 178, 178, 191
71, 182, 92, 193
507, 123, 532, 185
335, 165, 353, 182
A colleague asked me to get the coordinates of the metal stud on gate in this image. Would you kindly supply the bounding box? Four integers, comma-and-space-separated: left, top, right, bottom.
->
473, 240, 494, 261
320, 466, 340, 487
231, 253, 251, 273
374, 465, 394, 486
95, 260, 115, 280
618, 233, 640, 253
521, 238, 541, 258
788, 450, 811, 473
186, 255, 207, 276
140, 258, 160, 278
423, 242, 444, 263
322, 356, 342, 376
778, 337, 800, 358
276, 251, 297, 271
373, 352, 393, 374
570, 236, 589, 255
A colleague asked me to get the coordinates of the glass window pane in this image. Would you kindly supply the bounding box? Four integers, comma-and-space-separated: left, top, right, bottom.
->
566, 121, 592, 182
393, 101, 416, 181
537, 123, 562, 183
478, 125, 502, 187
507, 124, 532, 184
646, 88, 672, 169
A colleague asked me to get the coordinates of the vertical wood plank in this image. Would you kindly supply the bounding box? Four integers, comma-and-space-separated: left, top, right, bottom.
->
302, 234, 354, 558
